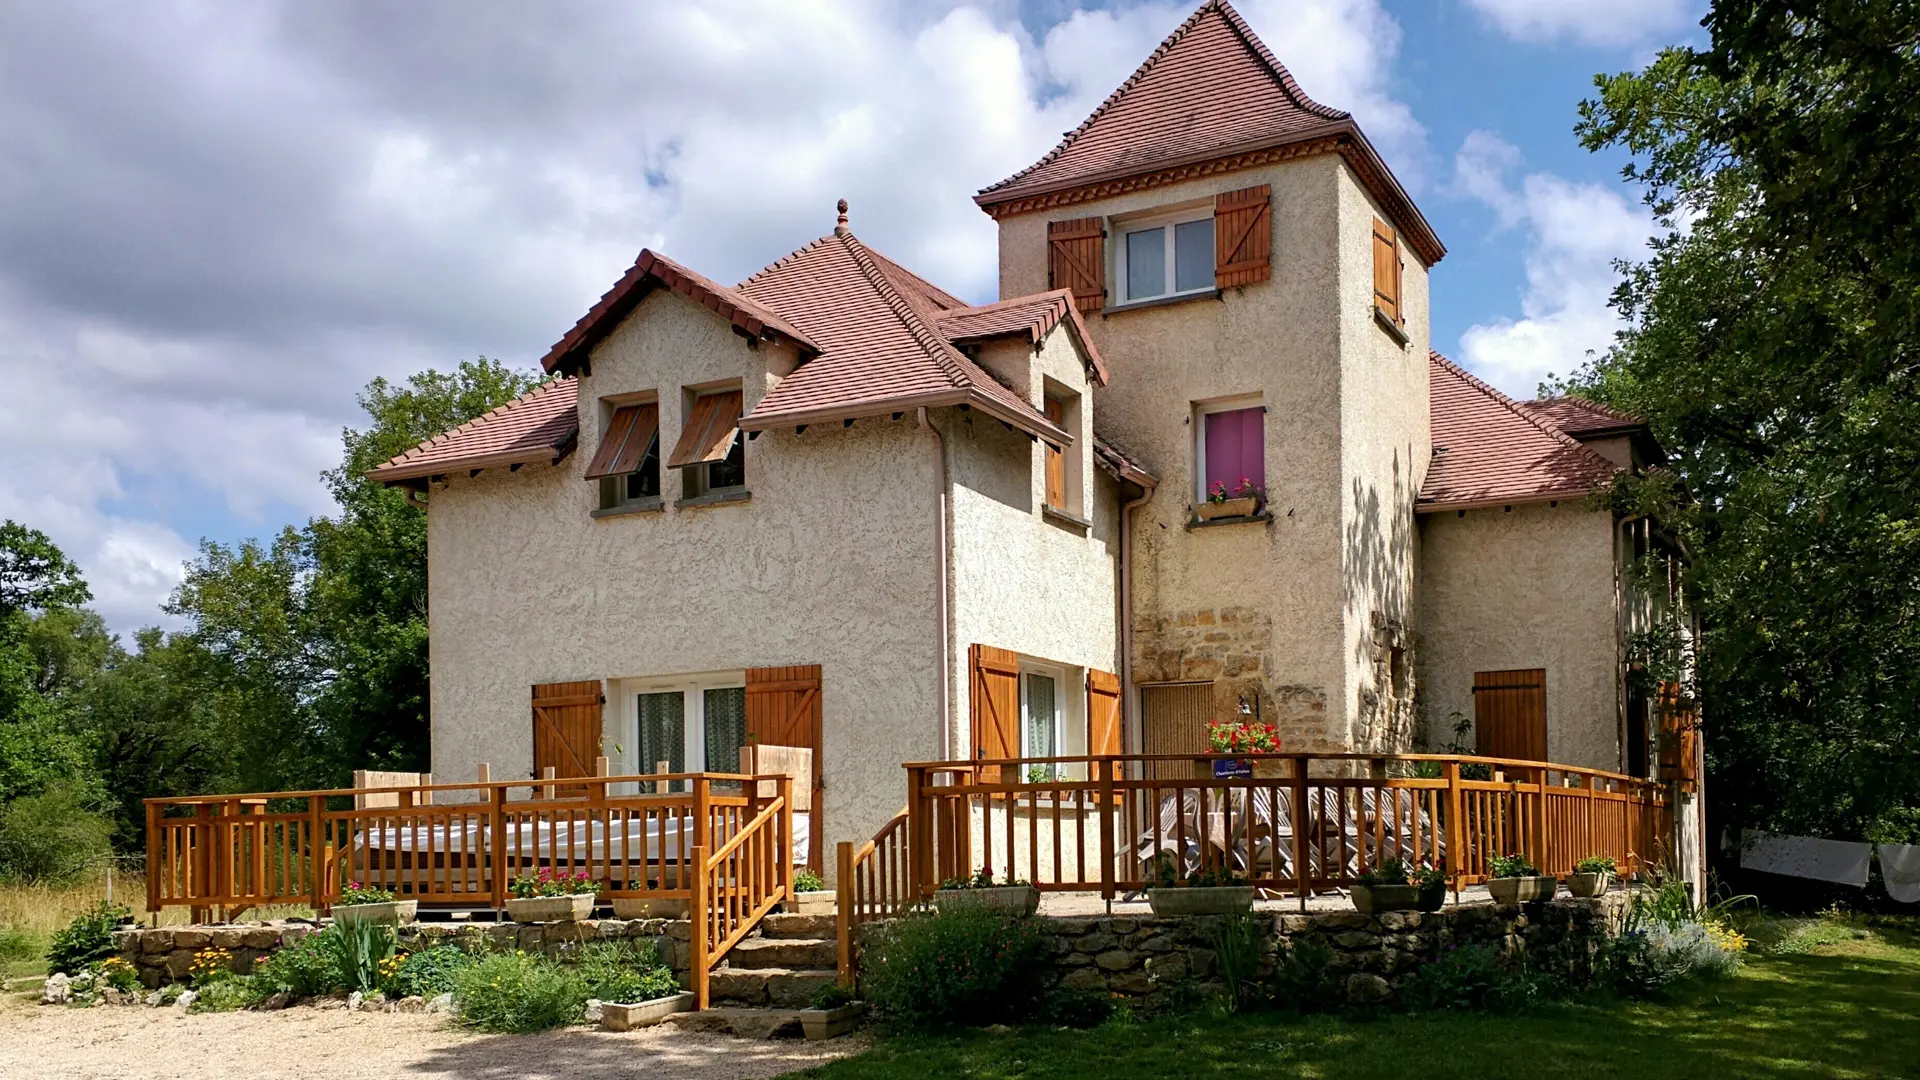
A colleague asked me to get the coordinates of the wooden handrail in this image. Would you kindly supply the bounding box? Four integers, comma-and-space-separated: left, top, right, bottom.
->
144, 771, 763, 807
839, 804, 913, 988
693, 779, 793, 1009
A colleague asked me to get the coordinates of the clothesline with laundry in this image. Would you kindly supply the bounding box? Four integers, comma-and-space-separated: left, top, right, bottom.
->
1739, 829, 1920, 903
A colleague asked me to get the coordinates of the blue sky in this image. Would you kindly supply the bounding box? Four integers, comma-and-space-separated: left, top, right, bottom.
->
0, 0, 1706, 634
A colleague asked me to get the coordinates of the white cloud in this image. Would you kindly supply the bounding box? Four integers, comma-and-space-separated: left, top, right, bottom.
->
1462, 0, 1701, 49
1454, 131, 1658, 398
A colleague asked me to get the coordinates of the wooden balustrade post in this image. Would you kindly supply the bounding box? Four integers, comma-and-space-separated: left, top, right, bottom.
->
248, 801, 266, 904
191, 803, 214, 922
145, 801, 161, 915
1445, 761, 1464, 902
1531, 769, 1550, 873
905, 765, 931, 900
836, 841, 856, 989
487, 774, 507, 910
1098, 758, 1115, 906
689, 843, 710, 1010
1290, 756, 1309, 912
780, 775, 796, 902
541, 765, 557, 802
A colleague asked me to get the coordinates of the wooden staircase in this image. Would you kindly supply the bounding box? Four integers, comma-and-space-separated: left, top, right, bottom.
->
706, 912, 840, 1007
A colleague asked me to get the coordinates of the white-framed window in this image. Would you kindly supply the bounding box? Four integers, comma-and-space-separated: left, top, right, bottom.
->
1118, 210, 1214, 304
619, 672, 747, 793
1193, 395, 1266, 504
1020, 663, 1064, 781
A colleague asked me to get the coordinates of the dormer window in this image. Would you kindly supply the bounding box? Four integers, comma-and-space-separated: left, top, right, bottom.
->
1120, 211, 1215, 303
668, 387, 747, 500
586, 400, 661, 511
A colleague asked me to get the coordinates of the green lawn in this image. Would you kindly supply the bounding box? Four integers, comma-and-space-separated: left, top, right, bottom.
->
798, 928, 1920, 1080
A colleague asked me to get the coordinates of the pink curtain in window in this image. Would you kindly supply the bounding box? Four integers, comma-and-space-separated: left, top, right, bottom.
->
1204, 407, 1264, 497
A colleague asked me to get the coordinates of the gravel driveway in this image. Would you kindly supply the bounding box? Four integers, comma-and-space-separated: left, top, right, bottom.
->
0, 999, 859, 1080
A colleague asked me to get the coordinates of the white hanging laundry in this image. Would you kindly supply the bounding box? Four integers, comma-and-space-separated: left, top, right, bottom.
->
1877, 843, 1920, 904
1740, 830, 1871, 886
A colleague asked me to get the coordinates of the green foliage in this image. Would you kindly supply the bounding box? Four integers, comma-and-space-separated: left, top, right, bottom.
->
0, 522, 90, 619
251, 931, 341, 998
188, 978, 259, 1013
794, 869, 827, 893
338, 883, 396, 906
452, 951, 586, 1033
572, 940, 676, 1003
861, 905, 1052, 1029
1211, 911, 1263, 1013
0, 923, 37, 963
1574, 856, 1618, 876
319, 920, 397, 993
44, 901, 127, 976
0, 783, 112, 882
938, 868, 1031, 889
1400, 944, 1557, 1013
811, 982, 856, 1010
383, 945, 477, 999
1488, 855, 1539, 879
1145, 853, 1247, 890
1264, 939, 1340, 1015
1356, 859, 1409, 887
1037, 986, 1115, 1028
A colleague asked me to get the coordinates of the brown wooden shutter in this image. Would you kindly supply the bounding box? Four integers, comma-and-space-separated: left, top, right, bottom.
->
531, 680, 604, 796
745, 665, 824, 870
1048, 217, 1106, 312
584, 402, 660, 479
1140, 682, 1213, 780
1087, 668, 1122, 757
968, 645, 1021, 782
666, 389, 744, 468
1656, 681, 1699, 787
1043, 398, 1066, 510
1372, 216, 1402, 325
1472, 669, 1546, 763
1214, 184, 1272, 289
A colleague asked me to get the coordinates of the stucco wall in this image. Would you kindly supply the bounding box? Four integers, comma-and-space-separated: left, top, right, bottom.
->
425, 289, 944, 855
1414, 502, 1622, 771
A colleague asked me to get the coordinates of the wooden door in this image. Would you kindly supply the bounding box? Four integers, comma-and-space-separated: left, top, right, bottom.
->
1140, 682, 1214, 780
744, 665, 824, 870
531, 680, 604, 796
1472, 669, 1547, 763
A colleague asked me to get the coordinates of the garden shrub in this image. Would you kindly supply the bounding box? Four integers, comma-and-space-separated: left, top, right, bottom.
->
810, 982, 856, 1010
1038, 985, 1115, 1028
1607, 921, 1742, 995
252, 931, 344, 999
1211, 911, 1264, 1012
319, 920, 396, 993
793, 869, 826, 893
1399, 944, 1555, 1013
189, 978, 257, 1013
0, 784, 113, 883
92, 955, 141, 994
44, 900, 127, 975
452, 951, 586, 1033
1265, 939, 1340, 1014
383, 945, 477, 999
573, 940, 677, 1003
861, 905, 1051, 1029
0, 923, 38, 963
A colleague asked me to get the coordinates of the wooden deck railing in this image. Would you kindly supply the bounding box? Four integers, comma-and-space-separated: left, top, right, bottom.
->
834, 806, 911, 987
846, 753, 1672, 917
690, 777, 795, 1009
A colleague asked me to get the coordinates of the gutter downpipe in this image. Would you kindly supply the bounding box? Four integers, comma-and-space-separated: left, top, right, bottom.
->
1119, 482, 1155, 772
918, 407, 951, 761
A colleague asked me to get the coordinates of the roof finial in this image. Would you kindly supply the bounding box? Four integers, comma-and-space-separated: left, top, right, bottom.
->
834, 198, 850, 236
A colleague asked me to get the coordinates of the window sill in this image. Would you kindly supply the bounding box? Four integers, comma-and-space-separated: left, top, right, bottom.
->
1043, 505, 1092, 534
591, 498, 665, 519
1103, 289, 1222, 317
1186, 511, 1271, 531
674, 489, 752, 511
1374, 307, 1410, 347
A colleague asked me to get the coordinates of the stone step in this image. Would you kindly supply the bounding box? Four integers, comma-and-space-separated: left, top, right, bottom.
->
759, 912, 835, 939
724, 936, 836, 971
664, 1007, 804, 1040
707, 966, 838, 1008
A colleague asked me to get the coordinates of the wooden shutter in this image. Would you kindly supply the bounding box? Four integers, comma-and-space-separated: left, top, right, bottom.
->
1656, 681, 1699, 787
531, 680, 604, 796
1048, 217, 1106, 312
584, 402, 660, 479
1043, 398, 1066, 510
1140, 681, 1213, 780
1372, 217, 1402, 325
1214, 184, 1272, 289
666, 389, 744, 468
1087, 668, 1122, 757
969, 645, 1021, 782
745, 665, 824, 870
1472, 669, 1546, 763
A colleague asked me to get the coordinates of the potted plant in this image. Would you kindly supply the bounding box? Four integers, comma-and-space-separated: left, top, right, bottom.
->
1568, 855, 1616, 898
789, 868, 834, 915
935, 868, 1039, 915
1484, 854, 1557, 909
1350, 859, 1420, 915
798, 982, 866, 1041
331, 883, 416, 926
504, 868, 602, 922
1193, 477, 1263, 522
1145, 857, 1255, 916
1412, 863, 1447, 912
1206, 720, 1284, 779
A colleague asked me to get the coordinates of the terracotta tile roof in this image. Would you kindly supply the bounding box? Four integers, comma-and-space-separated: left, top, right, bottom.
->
539, 249, 817, 375
1093, 434, 1158, 489
370, 378, 578, 484
975, 1, 1442, 266
736, 231, 1070, 444
1520, 396, 1643, 436
1419, 353, 1619, 511
936, 289, 1111, 386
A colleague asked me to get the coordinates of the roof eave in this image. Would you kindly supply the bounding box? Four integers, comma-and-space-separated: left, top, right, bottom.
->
741, 387, 1073, 446
1415, 489, 1600, 515
370, 443, 573, 486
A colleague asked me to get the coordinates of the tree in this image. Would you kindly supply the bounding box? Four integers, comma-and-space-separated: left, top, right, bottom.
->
0, 521, 90, 619
1569, 2, 1920, 842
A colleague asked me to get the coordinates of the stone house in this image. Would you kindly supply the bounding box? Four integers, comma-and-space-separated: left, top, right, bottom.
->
372, 0, 1697, 872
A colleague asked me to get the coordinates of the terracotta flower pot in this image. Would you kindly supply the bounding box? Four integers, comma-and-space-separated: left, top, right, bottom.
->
1351, 884, 1420, 915
1146, 886, 1255, 916
505, 893, 597, 922
936, 885, 1039, 915
1486, 876, 1558, 909
1567, 871, 1612, 898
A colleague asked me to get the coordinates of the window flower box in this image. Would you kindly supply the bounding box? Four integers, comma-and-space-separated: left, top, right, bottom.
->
331, 900, 417, 927
505, 893, 597, 923
1193, 497, 1259, 522
1146, 885, 1254, 916
600, 991, 696, 1031
800, 1001, 866, 1041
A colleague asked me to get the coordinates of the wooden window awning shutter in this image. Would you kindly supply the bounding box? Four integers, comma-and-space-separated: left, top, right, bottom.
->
583, 402, 660, 479
1372, 217, 1403, 325
666, 389, 744, 468
1214, 185, 1272, 289
968, 644, 1021, 782
1086, 668, 1122, 757
1048, 217, 1106, 312
531, 680, 605, 797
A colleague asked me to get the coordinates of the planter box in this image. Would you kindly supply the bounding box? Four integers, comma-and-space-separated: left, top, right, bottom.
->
1147, 886, 1255, 916
800, 1001, 866, 1041
1350, 884, 1420, 915
1417, 880, 1447, 912
610, 898, 689, 920
505, 894, 596, 923
790, 890, 836, 915
331, 900, 416, 926
1567, 872, 1612, 898
936, 885, 1039, 916
1194, 497, 1259, 522
1486, 876, 1558, 908
600, 991, 695, 1031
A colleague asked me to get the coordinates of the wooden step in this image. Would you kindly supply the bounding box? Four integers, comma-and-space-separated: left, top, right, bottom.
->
759, 912, 835, 939
725, 936, 836, 971
708, 966, 838, 1008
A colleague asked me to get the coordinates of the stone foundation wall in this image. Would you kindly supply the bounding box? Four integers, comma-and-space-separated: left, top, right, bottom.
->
1027, 895, 1628, 1007
115, 919, 694, 990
